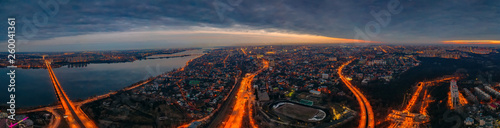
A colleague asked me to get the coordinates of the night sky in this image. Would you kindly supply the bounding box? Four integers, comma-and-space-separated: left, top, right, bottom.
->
1, 0, 499, 51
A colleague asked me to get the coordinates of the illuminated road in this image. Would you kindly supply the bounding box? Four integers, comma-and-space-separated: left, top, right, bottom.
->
75, 78, 154, 107
404, 82, 424, 112
379, 46, 388, 53
178, 75, 240, 128
45, 60, 97, 128
22, 76, 155, 128
46, 109, 61, 128
224, 54, 229, 68
21, 55, 205, 128
241, 48, 248, 56
388, 76, 459, 128
221, 59, 268, 128
338, 59, 375, 128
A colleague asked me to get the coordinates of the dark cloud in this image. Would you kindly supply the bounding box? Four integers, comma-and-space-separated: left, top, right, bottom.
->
0, 0, 499, 45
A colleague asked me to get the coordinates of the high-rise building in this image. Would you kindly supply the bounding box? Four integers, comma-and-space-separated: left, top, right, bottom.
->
450, 80, 460, 109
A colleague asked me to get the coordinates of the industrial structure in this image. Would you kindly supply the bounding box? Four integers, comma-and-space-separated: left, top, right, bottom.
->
474, 87, 492, 101
387, 110, 430, 127
450, 80, 460, 109
463, 88, 479, 104
484, 86, 500, 98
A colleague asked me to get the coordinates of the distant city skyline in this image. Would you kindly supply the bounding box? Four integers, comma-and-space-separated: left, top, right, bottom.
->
1, 0, 499, 51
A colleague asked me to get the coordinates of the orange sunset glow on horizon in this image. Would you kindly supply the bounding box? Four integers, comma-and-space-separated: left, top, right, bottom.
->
442, 40, 500, 45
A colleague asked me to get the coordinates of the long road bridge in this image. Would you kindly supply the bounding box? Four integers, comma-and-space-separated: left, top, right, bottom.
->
338, 59, 375, 128
45, 60, 97, 128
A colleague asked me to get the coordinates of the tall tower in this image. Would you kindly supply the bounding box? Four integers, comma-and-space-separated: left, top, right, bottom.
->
450, 80, 460, 109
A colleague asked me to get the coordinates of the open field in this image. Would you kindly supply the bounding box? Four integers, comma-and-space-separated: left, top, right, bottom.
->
273, 102, 326, 122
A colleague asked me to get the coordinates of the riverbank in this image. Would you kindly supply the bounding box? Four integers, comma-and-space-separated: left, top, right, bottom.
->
19, 52, 207, 112
1, 49, 207, 107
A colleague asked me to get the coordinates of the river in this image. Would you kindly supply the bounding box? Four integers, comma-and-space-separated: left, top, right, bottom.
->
0, 49, 205, 107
